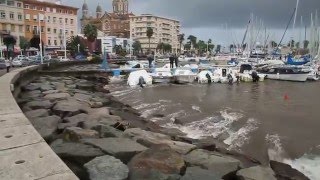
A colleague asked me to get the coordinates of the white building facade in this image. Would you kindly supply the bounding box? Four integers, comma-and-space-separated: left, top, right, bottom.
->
130, 14, 180, 53
0, 0, 25, 46
98, 35, 132, 54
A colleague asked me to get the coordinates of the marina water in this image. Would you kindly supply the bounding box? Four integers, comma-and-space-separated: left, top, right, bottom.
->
108, 80, 320, 179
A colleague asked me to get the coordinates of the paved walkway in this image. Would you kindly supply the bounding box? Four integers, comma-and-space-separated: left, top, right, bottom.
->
0, 67, 18, 77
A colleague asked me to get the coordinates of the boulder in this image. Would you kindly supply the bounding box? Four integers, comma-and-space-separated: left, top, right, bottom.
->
73, 89, 93, 95
25, 109, 49, 119
21, 90, 42, 99
58, 113, 89, 130
84, 155, 129, 180
52, 82, 67, 91
123, 128, 196, 154
30, 115, 61, 140
23, 83, 42, 91
76, 81, 95, 91
160, 128, 187, 137
181, 166, 222, 180
192, 137, 228, 151
184, 149, 240, 178
63, 127, 99, 142
128, 145, 185, 180
270, 161, 310, 180
40, 84, 54, 91
50, 139, 104, 164
93, 125, 123, 138
81, 138, 147, 163
24, 100, 53, 110
42, 90, 60, 95
52, 99, 89, 118
74, 93, 92, 102
89, 102, 103, 108
236, 166, 276, 180
91, 96, 110, 106
44, 93, 71, 101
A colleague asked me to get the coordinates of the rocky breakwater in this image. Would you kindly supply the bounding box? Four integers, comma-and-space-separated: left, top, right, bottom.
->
17, 75, 310, 180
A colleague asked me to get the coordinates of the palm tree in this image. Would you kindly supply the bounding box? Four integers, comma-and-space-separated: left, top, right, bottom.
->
132, 40, 142, 55
187, 35, 197, 50
157, 42, 165, 54
178, 34, 185, 53
19, 36, 29, 55
3, 35, 16, 59
146, 27, 154, 52
84, 24, 98, 42
163, 43, 172, 53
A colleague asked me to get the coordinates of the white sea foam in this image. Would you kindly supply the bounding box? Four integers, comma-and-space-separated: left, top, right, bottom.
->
224, 118, 259, 150
192, 105, 202, 113
110, 88, 136, 97
141, 105, 166, 118
133, 102, 161, 110
176, 109, 256, 143
284, 154, 320, 180
266, 134, 320, 180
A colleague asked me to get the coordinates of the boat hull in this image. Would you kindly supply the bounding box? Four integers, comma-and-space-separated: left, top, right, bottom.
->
152, 76, 172, 83
174, 75, 196, 84
265, 73, 309, 82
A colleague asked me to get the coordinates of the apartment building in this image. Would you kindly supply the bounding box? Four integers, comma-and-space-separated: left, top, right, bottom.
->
0, 0, 25, 45
130, 14, 180, 52
23, 0, 78, 50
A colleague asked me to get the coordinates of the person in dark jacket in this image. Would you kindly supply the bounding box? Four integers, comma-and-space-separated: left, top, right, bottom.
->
147, 53, 154, 68
169, 54, 174, 69
174, 54, 179, 68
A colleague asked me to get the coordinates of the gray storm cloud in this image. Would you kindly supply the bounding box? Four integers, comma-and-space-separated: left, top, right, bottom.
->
64, 0, 319, 28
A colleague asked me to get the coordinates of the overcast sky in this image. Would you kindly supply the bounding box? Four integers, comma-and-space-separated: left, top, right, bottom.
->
62, 0, 320, 46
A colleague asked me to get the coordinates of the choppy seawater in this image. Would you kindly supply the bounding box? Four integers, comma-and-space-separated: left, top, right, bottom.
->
107, 80, 320, 179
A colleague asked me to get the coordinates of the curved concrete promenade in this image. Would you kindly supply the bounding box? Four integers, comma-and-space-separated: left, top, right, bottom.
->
0, 66, 78, 180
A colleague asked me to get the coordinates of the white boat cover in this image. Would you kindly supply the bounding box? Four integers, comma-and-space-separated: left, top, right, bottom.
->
127, 70, 153, 87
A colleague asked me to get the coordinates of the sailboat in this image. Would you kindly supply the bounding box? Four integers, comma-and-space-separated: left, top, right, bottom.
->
286, 54, 310, 65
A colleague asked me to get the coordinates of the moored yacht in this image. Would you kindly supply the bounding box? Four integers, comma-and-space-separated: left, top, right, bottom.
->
173, 67, 197, 84
258, 66, 309, 82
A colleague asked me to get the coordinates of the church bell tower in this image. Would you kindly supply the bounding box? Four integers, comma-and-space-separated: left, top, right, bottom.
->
112, 0, 128, 14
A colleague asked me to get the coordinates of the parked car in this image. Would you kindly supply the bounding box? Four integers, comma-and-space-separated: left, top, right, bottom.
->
0, 58, 7, 69
11, 57, 22, 67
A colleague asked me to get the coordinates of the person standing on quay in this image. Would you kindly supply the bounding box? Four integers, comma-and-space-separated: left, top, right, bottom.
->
169, 54, 174, 69
174, 54, 179, 68
147, 52, 154, 69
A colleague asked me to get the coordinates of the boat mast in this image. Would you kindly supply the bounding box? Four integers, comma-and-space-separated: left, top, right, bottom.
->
276, 8, 297, 51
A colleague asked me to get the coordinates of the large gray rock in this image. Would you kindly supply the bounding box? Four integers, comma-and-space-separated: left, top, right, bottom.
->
270, 161, 310, 180
76, 81, 95, 91
23, 83, 42, 91
40, 84, 54, 92
123, 128, 196, 154
58, 113, 89, 130
30, 115, 61, 140
181, 166, 222, 180
25, 109, 49, 119
21, 90, 42, 99
81, 138, 147, 163
93, 125, 123, 138
42, 90, 60, 95
52, 99, 89, 118
50, 139, 104, 164
44, 93, 71, 101
52, 82, 67, 91
184, 149, 241, 178
74, 93, 92, 102
84, 155, 129, 180
24, 100, 53, 110
236, 166, 276, 180
63, 127, 99, 142
128, 145, 185, 180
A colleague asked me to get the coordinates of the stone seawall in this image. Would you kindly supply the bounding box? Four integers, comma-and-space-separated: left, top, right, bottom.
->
0, 66, 78, 180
